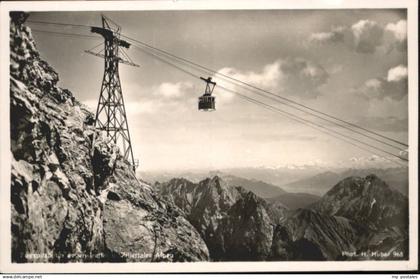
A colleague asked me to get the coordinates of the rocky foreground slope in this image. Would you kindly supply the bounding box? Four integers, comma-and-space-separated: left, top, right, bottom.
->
10, 12, 209, 263
157, 177, 287, 260
158, 175, 408, 261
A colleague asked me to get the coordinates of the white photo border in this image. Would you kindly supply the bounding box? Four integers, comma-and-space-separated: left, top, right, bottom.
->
0, 0, 418, 273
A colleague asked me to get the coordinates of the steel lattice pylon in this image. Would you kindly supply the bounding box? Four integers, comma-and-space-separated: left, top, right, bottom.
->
88, 16, 139, 171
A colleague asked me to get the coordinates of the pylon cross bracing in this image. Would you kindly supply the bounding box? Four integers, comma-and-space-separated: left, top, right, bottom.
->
88, 15, 138, 171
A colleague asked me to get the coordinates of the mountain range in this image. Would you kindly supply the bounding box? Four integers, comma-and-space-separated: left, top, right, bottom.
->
157, 175, 408, 261
139, 166, 323, 187
281, 168, 408, 196
141, 166, 408, 197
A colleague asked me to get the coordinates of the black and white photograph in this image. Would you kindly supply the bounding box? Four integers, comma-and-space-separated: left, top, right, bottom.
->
0, 0, 418, 273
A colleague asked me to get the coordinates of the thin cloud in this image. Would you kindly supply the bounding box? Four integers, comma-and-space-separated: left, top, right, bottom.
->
356, 65, 408, 101
385, 19, 407, 51
308, 19, 407, 53
351, 20, 384, 53
217, 58, 328, 100
387, 64, 408, 82
217, 61, 281, 103
154, 81, 193, 99
280, 58, 329, 98
346, 155, 403, 168
309, 26, 346, 44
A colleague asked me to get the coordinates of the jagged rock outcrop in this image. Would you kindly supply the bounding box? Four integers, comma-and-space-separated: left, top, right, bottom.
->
158, 175, 408, 261
272, 209, 357, 260
312, 174, 408, 229
312, 175, 408, 259
10, 12, 209, 263
157, 176, 288, 261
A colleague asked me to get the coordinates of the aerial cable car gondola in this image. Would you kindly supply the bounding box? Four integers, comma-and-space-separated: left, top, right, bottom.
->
198, 76, 216, 111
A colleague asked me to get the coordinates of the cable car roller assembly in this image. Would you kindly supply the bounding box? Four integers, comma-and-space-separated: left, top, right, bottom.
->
27, 16, 409, 169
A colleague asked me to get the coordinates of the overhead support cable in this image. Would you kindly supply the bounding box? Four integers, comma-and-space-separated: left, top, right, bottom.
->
27, 20, 91, 28
27, 20, 410, 149
27, 23, 409, 165
129, 43, 408, 165
120, 33, 408, 148
30, 28, 101, 40
227, 93, 408, 167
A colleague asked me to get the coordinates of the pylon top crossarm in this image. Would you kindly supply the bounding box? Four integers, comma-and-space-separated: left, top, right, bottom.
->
87, 15, 138, 67
90, 26, 131, 49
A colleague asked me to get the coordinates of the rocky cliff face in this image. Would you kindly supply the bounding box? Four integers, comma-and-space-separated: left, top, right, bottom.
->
312, 174, 408, 259
10, 12, 209, 263
312, 174, 408, 229
157, 176, 288, 260
158, 175, 408, 261
273, 209, 357, 260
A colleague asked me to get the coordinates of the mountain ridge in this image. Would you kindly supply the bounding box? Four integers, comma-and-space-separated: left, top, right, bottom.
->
280, 168, 408, 196
157, 174, 408, 261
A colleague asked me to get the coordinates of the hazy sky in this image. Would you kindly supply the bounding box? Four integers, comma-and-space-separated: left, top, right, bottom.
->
27, 9, 408, 171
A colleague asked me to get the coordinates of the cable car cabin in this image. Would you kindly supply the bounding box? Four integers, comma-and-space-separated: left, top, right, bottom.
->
198, 94, 215, 111
198, 76, 217, 111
